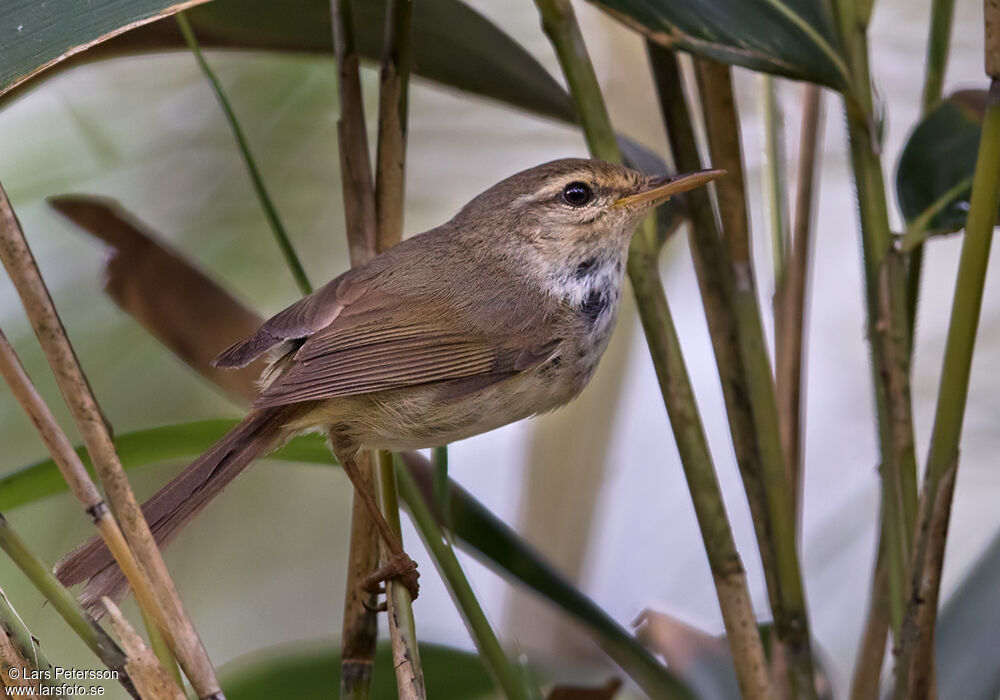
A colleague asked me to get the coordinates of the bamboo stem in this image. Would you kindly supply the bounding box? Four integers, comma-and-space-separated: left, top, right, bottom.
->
533, 3, 769, 698
432, 446, 451, 534
104, 599, 187, 700
140, 604, 181, 688
0, 182, 222, 699
777, 84, 823, 519
395, 458, 532, 700
0, 326, 184, 684
849, 543, 890, 700
907, 0, 959, 351
374, 0, 412, 252
175, 13, 311, 296
374, 451, 424, 700
0, 589, 60, 699
534, 0, 617, 156
837, 14, 920, 651
339, 451, 379, 700
333, 0, 378, 267
0, 515, 137, 698
331, 2, 381, 695
628, 250, 772, 700
370, 4, 424, 697
897, 81, 1000, 700
646, 42, 783, 621
760, 75, 790, 280
921, 0, 958, 113
693, 58, 816, 699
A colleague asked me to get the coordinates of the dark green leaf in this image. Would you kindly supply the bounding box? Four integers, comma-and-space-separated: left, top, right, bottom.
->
934, 529, 1000, 700
0, 420, 338, 512
896, 90, 997, 242
0, 0, 210, 96
2, 0, 577, 124
222, 642, 495, 699
4, 421, 689, 699
588, 0, 849, 89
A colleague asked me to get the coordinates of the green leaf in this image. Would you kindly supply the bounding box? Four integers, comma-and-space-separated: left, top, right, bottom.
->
0, 0, 210, 97
222, 642, 495, 699
896, 90, 998, 244
2, 0, 577, 124
588, 0, 849, 89
934, 529, 1000, 700
3, 421, 689, 699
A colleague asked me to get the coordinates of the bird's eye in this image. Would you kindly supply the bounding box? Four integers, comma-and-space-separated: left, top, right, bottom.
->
561, 182, 594, 207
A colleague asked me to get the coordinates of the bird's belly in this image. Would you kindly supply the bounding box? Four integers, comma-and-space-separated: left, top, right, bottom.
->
312, 358, 591, 451
297, 276, 621, 451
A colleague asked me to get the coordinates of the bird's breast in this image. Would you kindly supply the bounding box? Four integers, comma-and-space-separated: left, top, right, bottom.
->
539, 252, 627, 398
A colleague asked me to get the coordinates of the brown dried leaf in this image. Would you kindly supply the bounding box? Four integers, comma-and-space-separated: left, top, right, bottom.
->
546, 678, 622, 700
634, 609, 728, 672
49, 195, 264, 402
0, 634, 43, 699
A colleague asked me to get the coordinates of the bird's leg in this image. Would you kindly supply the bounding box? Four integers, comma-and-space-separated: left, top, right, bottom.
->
338, 451, 420, 600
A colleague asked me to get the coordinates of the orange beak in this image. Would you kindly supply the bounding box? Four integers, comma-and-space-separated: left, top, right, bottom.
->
613, 168, 726, 210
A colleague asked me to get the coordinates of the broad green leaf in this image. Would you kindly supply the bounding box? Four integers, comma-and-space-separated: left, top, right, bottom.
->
3, 0, 678, 189
3, 421, 689, 699
896, 90, 999, 247
933, 529, 1000, 700
589, 0, 849, 89
1, 0, 577, 124
222, 642, 495, 699
0, 0, 210, 96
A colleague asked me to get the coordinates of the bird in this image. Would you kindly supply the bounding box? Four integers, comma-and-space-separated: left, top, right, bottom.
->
55, 157, 723, 611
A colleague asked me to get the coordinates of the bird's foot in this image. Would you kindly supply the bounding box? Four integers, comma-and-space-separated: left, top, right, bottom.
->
362, 552, 420, 600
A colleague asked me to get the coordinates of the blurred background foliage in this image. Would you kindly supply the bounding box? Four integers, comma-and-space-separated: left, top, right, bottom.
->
1, 0, 999, 698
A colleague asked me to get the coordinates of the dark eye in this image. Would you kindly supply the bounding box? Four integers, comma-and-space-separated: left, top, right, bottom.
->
561, 181, 593, 206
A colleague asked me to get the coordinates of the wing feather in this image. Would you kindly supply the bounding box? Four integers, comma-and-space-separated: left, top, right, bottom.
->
253, 299, 555, 407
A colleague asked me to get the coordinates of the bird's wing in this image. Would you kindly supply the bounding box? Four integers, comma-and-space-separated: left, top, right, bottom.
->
213, 270, 368, 370
253, 292, 558, 407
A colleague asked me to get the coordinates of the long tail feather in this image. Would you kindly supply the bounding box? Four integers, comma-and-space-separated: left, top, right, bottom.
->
55, 405, 302, 616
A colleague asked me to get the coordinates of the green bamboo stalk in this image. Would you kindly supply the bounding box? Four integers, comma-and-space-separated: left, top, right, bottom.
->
907, 0, 959, 349
645, 43, 783, 605
394, 457, 534, 700
693, 58, 816, 699
897, 83, 1000, 700
139, 604, 181, 688
533, 0, 616, 157
374, 450, 425, 699
837, 13, 920, 643
370, 4, 424, 697
432, 446, 451, 533
0, 588, 65, 699
760, 75, 791, 281
627, 248, 772, 700
0, 515, 137, 698
175, 13, 312, 296
922, 0, 958, 113
532, 3, 770, 698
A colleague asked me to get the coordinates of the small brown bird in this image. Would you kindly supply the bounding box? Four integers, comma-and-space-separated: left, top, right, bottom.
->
56, 158, 722, 608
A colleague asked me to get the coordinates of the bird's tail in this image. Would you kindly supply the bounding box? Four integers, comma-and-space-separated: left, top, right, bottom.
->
55, 405, 304, 616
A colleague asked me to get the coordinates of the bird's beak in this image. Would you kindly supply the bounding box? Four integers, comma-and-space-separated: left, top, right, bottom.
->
613, 168, 726, 210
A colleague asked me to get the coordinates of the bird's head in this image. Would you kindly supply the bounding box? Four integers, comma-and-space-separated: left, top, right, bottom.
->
454, 158, 724, 252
